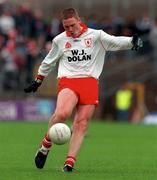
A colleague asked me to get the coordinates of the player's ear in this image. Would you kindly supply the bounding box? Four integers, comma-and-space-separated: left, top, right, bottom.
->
77, 17, 81, 22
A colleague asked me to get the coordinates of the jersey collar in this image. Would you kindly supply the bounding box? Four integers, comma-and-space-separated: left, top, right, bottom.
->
66, 23, 87, 38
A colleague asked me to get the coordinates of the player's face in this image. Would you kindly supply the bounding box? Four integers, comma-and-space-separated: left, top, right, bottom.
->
62, 17, 81, 38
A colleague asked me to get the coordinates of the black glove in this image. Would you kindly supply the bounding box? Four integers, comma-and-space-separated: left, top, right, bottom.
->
132, 34, 143, 51
24, 79, 42, 93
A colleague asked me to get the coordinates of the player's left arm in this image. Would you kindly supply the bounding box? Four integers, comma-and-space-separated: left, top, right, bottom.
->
100, 30, 143, 51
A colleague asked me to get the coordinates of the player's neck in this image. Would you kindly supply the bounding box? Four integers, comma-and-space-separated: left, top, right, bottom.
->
66, 23, 87, 38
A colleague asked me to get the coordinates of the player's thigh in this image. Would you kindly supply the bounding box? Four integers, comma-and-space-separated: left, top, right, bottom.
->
55, 88, 78, 114
74, 105, 95, 123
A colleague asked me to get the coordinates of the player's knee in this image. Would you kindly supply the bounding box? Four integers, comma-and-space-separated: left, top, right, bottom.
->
54, 110, 70, 121
74, 119, 88, 134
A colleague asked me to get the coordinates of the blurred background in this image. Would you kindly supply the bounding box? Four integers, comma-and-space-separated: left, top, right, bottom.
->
0, 0, 157, 124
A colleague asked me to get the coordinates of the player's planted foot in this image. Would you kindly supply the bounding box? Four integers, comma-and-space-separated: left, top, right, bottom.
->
35, 149, 49, 169
63, 156, 76, 172
63, 164, 74, 172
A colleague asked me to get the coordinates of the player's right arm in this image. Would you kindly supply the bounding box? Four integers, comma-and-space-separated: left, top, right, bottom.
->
24, 39, 62, 93
38, 40, 61, 77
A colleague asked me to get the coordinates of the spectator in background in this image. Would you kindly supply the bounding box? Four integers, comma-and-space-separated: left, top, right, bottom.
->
86, 14, 98, 29
149, 17, 157, 72
14, 3, 34, 38
25, 39, 38, 84
135, 14, 152, 36
99, 17, 113, 34
0, 33, 6, 91
115, 84, 133, 121
51, 13, 62, 38
135, 14, 152, 55
33, 9, 47, 51
1, 38, 18, 90
0, 10, 15, 35
112, 16, 125, 36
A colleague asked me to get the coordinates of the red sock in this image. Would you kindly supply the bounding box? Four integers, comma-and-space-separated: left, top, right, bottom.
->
64, 156, 76, 167
41, 133, 52, 149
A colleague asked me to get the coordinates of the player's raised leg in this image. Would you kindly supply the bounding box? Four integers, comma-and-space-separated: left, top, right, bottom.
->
35, 88, 78, 169
63, 104, 95, 172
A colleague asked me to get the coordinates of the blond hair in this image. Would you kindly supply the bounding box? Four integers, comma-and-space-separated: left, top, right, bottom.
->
61, 8, 80, 20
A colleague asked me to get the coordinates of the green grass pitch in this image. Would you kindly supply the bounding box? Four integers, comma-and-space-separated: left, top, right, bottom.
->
0, 120, 157, 180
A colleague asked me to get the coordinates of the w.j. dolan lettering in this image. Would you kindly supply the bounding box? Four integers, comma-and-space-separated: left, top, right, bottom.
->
68, 50, 91, 62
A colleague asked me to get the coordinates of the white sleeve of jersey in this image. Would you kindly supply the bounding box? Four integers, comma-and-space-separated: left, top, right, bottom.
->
100, 30, 133, 51
38, 40, 61, 77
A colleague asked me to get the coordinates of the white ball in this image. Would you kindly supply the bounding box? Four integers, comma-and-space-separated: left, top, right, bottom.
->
48, 123, 71, 145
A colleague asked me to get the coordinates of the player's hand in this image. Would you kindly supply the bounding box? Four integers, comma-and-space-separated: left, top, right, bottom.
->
132, 34, 143, 51
24, 79, 42, 93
